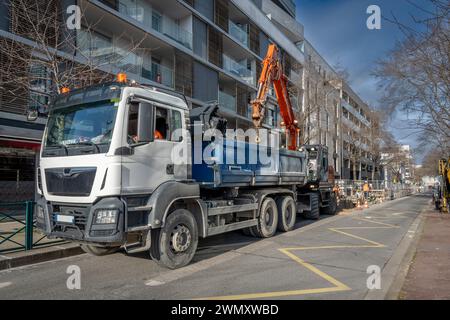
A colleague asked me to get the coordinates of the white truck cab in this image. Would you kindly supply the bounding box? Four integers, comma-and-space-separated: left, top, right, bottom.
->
36, 82, 200, 265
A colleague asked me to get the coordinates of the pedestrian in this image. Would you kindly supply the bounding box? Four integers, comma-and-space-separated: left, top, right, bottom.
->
363, 181, 370, 202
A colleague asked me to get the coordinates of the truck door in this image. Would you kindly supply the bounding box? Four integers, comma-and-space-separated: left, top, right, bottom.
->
121, 101, 185, 195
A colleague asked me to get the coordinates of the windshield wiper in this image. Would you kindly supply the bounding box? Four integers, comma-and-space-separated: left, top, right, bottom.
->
67, 141, 101, 153
45, 144, 68, 156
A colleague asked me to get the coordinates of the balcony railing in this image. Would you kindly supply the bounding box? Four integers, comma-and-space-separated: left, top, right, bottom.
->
228, 21, 248, 48
219, 90, 236, 112
160, 16, 193, 50
222, 54, 255, 86
142, 61, 174, 88
341, 99, 370, 127
117, 0, 193, 50
82, 42, 175, 89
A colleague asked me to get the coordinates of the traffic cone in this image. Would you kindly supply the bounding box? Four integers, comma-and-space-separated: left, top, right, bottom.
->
356, 200, 362, 210
364, 201, 369, 208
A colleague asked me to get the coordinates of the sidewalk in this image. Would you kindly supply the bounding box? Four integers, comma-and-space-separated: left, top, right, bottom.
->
0, 221, 83, 270
399, 210, 450, 299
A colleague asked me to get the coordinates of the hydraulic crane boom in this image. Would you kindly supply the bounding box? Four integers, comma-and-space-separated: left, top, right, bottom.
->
251, 43, 300, 150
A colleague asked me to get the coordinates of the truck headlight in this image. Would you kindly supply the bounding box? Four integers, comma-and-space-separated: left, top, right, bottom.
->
95, 209, 118, 224
36, 205, 45, 219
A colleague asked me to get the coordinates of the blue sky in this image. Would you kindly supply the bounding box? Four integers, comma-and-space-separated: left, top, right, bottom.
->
295, 0, 435, 161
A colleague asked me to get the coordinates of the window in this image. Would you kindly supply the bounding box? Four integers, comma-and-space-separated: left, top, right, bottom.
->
152, 10, 162, 32
45, 101, 118, 149
154, 107, 168, 140
128, 104, 182, 143
127, 103, 139, 144
170, 109, 183, 140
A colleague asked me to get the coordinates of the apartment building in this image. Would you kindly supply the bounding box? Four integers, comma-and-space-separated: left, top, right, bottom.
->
381, 145, 413, 184
0, 0, 381, 200
340, 82, 381, 180
302, 40, 342, 178
0, 0, 307, 199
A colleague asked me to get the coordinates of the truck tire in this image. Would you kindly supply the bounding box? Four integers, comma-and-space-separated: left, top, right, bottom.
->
80, 244, 120, 256
250, 197, 278, 238
321, 193, 337, 215
276, 196, 296, 232
149, 209, 198, 269
302, 193, 320, 220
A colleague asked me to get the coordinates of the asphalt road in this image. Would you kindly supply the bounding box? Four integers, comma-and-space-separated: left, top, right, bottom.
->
0, 194, 429, 300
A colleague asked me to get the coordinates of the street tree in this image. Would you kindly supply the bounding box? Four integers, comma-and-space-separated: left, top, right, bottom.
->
0, 0, 149, 116
375, 0, 450, 154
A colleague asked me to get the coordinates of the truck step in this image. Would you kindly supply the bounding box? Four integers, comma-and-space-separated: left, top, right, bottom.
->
124, 230, 151, 254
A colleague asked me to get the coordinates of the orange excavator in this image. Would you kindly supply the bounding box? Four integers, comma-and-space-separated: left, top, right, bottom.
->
251, 44, 340, 212
251, 43, 300, 150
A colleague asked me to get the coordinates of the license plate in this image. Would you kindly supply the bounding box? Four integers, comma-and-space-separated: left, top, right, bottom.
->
55, 214, 74, 223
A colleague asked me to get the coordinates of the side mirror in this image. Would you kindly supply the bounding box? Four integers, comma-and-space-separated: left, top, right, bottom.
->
136, 102, 154, 144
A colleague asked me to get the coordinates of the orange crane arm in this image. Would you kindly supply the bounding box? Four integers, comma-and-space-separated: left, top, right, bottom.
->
251, 44, 299, 150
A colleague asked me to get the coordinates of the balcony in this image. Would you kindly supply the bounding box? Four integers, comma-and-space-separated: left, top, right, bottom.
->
141, 61, 174, 88
222, 54, 255, 86
228, 20, 248, 48
80, 39, 175, 89
341, 99, 370, 127
219, 90, 236, 112
117, 0, 193, 50
159, 15, 193, 49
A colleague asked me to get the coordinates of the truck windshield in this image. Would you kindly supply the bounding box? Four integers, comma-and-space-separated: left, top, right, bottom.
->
43, 101, 118, 155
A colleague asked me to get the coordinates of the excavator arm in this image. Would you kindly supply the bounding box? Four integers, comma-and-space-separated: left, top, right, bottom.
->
251, 43, 299, 150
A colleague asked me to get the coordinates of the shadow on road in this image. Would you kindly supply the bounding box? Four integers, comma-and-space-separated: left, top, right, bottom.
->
124, 214, 338, 263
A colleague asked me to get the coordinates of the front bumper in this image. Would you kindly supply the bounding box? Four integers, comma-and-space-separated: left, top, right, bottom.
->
35, 196, 126, 245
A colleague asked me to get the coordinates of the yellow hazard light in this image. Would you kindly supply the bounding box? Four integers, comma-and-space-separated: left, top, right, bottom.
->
61, 87, 70, 94
117, 73, 127, 83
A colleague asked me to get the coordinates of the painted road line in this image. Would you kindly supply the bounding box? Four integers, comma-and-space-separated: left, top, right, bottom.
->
195, 214, 401, 300
145, 240, 274, 287
0, 282, 12, 289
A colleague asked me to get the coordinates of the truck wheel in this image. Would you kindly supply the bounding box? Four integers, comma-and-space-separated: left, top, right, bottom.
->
321, 193, 337, 215
276, 196, 296, 232
251, 197, 278, 238
149, 209, 198, 269
302, 193, 320, 220
80, 244, 120, 256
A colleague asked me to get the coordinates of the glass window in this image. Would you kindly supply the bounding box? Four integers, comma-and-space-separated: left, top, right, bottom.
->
45, 101, 118, 149
152, 11, 162, 32
127, 103, 139, 144
170, 110, 182, 140
154, 107, 168, 140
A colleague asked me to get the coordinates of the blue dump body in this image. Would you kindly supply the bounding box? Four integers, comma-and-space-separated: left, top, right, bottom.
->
192, 139, 307, 188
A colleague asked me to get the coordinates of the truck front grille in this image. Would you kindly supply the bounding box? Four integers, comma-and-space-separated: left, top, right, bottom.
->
45, 167, 96, 196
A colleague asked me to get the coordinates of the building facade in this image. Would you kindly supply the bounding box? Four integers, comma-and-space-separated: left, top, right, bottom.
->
339, 82, 381, 180
0, 0, 381, 201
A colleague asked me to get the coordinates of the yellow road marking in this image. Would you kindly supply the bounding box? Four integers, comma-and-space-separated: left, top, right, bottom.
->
197, 286, 349, 300
195, 215, 400, 300
279, 249, 350, 290
352, 217, 399, 228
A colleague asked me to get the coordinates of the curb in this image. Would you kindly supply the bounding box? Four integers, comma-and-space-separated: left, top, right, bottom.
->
363, 205, 426, 300
0, 245, 84, 271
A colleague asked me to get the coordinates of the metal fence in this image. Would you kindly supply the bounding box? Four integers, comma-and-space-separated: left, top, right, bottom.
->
0, 201, 63, 253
